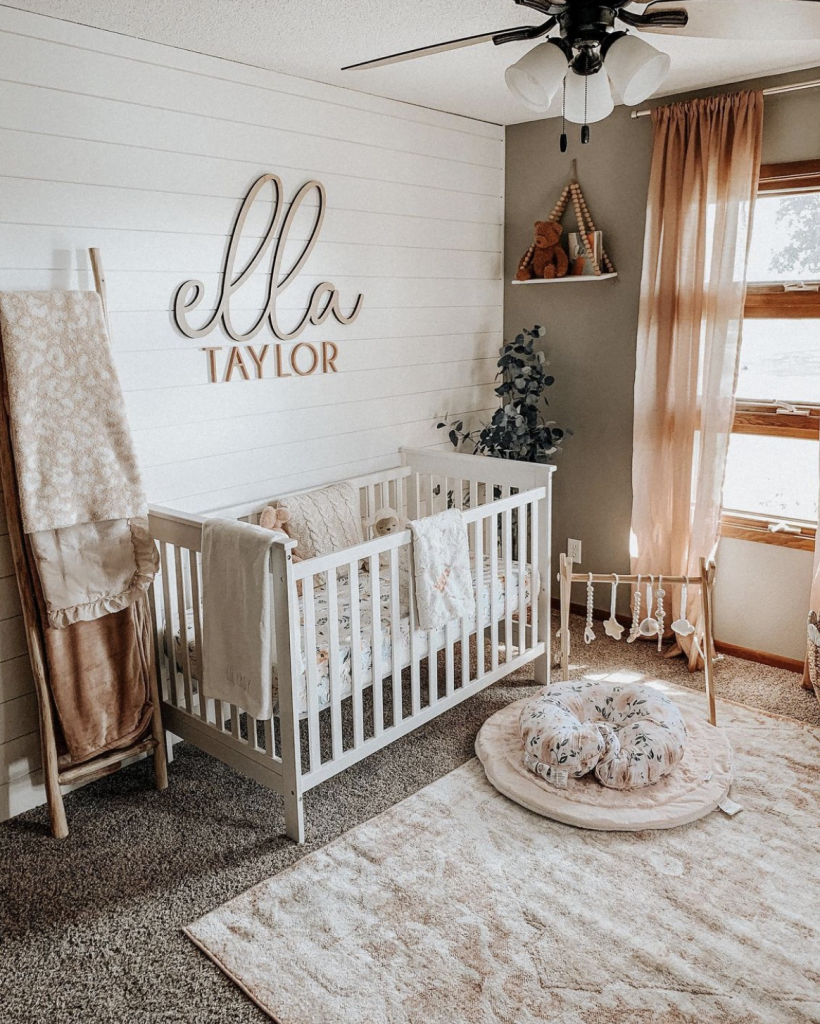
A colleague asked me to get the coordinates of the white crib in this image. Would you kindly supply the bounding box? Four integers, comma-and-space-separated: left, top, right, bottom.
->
147, 447, 553, 842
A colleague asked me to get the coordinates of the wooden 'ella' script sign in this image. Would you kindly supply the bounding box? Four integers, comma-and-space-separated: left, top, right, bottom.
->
172, 174, 364, 383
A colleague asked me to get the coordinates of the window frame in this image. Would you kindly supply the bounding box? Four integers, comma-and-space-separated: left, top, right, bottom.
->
720, 160, 820, 551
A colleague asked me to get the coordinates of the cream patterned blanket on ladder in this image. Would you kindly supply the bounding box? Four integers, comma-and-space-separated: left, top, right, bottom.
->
0, 290, 155, 626
410, 508, 475, 630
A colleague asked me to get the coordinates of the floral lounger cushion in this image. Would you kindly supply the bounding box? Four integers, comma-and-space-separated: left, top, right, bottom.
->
519, 679, 687, 790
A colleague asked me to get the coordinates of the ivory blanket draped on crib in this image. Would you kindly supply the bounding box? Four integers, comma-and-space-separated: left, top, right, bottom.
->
410, 509, 475, 630
201, 518, 281, 721
0, 290, 156, 764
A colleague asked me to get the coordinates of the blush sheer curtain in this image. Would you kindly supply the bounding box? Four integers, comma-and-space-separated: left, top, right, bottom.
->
630, 91, 764, 668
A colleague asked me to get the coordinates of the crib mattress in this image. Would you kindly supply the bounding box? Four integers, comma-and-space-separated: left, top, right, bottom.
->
169, 557, 533, 718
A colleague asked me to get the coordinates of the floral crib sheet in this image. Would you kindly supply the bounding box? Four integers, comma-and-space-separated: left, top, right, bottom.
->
169, 557, 534, 717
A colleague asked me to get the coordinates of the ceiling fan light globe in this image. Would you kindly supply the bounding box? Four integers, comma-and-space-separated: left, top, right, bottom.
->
605, 34, 671, 106
505, 41, 567, 110
564, 68, 614, 124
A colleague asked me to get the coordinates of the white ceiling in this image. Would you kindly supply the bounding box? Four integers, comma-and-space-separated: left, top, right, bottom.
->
7, 0, 820, 124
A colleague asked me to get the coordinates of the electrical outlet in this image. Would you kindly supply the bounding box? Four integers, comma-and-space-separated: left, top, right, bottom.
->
567, 539, 582, 564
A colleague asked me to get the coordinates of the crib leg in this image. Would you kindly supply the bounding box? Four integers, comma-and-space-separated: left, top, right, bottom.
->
271, 543, 306, 844
534, 651, 549, 686
284, 786, 305, 844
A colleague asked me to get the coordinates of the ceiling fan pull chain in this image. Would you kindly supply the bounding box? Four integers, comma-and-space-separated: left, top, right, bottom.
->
560, 75, 568, 153
581, 70, 590, 145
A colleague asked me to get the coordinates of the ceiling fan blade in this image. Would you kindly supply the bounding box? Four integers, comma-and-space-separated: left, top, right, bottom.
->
639, 0, 820, 39
341, 23, 548, 71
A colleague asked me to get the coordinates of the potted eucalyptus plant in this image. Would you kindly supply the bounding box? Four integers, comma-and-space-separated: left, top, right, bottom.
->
438, 325, 567, 462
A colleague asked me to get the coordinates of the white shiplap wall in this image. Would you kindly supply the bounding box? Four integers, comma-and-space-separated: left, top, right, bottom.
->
0, 6, 504, 820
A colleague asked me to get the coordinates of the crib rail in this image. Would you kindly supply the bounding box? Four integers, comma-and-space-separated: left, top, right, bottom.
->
290, 484, 549, 786
201, 464, 412, 525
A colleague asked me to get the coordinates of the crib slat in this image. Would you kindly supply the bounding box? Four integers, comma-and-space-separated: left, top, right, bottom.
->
461, 523, 470, 688
408, 472, 420, 520
482, 482, 492, 551
147, 578, 167, 702
474, 516, 485, 679
518, 503, 528, 654
264, 718, 275, 759
369, 554, 384, 737
428, 623, 439, 707
469, 479, 477, 513
389, 546, 402, 726
445, 620, 455, 698
489, 512, 499, 672
188, 549, 208, 723
173, 546, 194, 714
302, 575, 322, 770
158, 542, 179, 708
214, 699, 226, 733
230, 704, 241, 740
367, 483, 376, 520
348, 559, 364, 749
530, 498, 539, 654
504, 508, 513, 663
248, 714, 261, 751
327, 568, 343, 761
407, 555, 421, 715
427, 474, 435, 517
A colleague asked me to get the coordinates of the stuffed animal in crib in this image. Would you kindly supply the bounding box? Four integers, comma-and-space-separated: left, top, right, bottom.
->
260, 505, 306, 594
260, 505, 304, 563
366, 508, 408, 539
260, 505, 291, 535
516, 220, 570, 281
364, 507, 410, 573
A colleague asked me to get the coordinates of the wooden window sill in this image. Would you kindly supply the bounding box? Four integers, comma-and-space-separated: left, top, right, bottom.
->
744, 286, 820, 319
720, 512, 816, 552
732, 403, 820, 440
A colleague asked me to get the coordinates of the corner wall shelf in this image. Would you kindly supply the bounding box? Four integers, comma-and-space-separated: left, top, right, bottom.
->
511, 273, 618, 286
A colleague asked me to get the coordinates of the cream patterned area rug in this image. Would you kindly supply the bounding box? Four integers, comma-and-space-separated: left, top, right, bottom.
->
186, 685, 820, 1024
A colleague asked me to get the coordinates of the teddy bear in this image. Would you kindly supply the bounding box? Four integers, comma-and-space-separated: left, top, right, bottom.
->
363, 507, 410, 574
515, 220, 570, 281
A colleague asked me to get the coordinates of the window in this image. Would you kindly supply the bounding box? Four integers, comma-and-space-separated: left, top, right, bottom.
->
721, 161, 820, 552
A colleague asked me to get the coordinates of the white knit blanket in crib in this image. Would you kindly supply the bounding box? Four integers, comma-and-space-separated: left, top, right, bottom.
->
409, 509, 475, 631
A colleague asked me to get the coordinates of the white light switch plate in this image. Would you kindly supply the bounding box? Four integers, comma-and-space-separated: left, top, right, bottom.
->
567, 539, 582, 563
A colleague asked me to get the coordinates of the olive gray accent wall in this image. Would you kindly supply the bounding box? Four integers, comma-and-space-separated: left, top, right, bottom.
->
504, 67, 820, 658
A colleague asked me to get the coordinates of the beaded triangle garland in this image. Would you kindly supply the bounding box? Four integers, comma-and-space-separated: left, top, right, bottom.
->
517, 165, 616, 280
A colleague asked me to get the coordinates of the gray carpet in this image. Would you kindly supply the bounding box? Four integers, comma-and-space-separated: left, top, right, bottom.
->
1, 615, 818, 1024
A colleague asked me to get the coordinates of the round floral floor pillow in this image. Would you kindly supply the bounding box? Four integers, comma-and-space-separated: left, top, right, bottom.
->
519, 678, 687, 790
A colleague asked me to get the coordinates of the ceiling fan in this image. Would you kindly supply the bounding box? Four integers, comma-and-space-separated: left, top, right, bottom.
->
342, 1, 820, 147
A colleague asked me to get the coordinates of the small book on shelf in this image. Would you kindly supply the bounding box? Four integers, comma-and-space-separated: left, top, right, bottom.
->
568, 230, 602, 276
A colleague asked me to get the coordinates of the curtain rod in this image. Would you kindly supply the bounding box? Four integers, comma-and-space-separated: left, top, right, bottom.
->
631, 76, 820, 118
